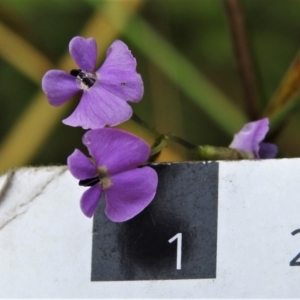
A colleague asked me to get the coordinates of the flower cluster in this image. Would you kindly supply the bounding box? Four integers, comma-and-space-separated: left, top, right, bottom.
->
42, 36, 157, 222
42, 36, 278, 222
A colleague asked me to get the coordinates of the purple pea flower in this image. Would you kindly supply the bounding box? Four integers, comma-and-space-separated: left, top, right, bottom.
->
67, 128, 158, 222
229, 118, 278, 158
42, 36, 144, 129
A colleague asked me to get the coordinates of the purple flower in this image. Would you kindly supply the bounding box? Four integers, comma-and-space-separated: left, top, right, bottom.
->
67, 128, 158, 222
229, 118, 278, 158
42, 36, 144, 129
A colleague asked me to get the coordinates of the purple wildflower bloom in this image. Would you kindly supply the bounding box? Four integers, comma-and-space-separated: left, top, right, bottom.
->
42, 36, 144, 129
229, 118, 278, 158
67, 128, 158, 222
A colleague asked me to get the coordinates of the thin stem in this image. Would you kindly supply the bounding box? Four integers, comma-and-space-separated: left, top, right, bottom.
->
164, 134, 196, 150
131, 113, 160, 137
131, 113, 197, 152
131, 113, 251, 161
150, 135, 168, 157
224, 0, 260, 119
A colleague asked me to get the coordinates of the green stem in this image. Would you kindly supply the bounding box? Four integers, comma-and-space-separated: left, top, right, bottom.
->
196, 145, 253, 160
131, 113, 254, 161
150, 135, 168, 157
131, 113, 197, 157
131, 113, 160, 137
164, 134, 196, 149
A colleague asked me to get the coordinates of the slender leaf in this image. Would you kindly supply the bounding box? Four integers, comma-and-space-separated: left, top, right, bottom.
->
264, 48, 300, 130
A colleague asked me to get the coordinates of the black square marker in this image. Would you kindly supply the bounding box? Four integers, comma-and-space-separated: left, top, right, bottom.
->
91, 162, 218, 281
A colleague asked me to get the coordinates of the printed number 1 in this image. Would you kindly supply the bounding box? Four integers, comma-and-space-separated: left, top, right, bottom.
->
168, 233, 182, 270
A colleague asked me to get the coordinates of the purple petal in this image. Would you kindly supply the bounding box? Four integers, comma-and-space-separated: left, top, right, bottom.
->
69, 36, 97, 71
258, 142, 278, 159
67, 149, 97, 180
42, 70, 79, 106
97, 40, 144, 102
99, 71, 143, 103
82, 128, 150, 175
80, 185, 102, 218
229, 118, 269, 158
104, 167, 158, 222
62, 85, 132, 129
101, 40, 137, 72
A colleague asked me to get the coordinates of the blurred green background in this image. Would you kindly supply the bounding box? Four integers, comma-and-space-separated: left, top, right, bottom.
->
1, 0, 300, 174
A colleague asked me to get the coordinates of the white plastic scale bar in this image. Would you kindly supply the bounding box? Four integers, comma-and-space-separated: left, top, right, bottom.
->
0, 159, 300, 298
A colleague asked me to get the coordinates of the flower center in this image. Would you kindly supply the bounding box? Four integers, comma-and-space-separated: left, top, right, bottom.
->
70, 69, 97, 90
78, 166, 112, 189
97, 166, 112, 189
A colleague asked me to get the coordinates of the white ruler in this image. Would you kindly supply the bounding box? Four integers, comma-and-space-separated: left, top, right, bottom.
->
0, 159, 299, 298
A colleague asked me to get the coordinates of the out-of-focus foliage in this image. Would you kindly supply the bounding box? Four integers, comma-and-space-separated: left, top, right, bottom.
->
1, 0, 300, 174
